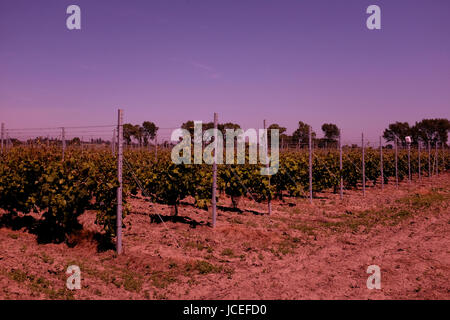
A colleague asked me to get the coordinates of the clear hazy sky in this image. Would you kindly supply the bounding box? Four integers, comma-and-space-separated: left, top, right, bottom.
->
1, 0, 449, 143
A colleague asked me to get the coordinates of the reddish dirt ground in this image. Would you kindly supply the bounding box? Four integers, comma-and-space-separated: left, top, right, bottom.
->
0, 174, 449, 300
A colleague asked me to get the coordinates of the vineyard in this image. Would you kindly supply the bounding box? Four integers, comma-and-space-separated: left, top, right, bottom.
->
0, 143, 448, 246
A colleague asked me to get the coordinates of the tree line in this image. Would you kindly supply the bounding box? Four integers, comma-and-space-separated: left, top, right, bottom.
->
7, 118, 447, 148
382, 118, 449, 147
118, 118, 450, 148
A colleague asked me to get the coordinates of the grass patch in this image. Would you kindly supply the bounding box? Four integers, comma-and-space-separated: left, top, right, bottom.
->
8, 269, 28, 283
396, 192, 445, 209
316, 191, 448, 233
230, 217, 243, 224
40, 252, 54, 264
7, 268, 74, 299
123, 272, 143, 293
184, 240, 211, 252
185, 260, 223, 275
271, 235, 299, 258
289, 223, 316, 236
149, 271, 178, 289
245, 220, 258, 228
221, 248, 234, 257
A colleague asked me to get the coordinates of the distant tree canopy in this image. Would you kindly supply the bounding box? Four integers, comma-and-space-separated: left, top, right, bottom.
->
123, 123, 138, 144
383, 122, 412, 146
70, 137, 81, 146
116, 117, 449, 149
292, 121, 315, 146
180, 120, 195, 137
267, 124, 286, 135
217, 122, 241, 134
384, 119, 449, 146
123, 122, 159, 146
180, 120, 241, 136
413, 119, 449, 145
142, 121, 159, 145
317, 123, 340, 148
265, 124, 286, 145
321, 123, 340, 141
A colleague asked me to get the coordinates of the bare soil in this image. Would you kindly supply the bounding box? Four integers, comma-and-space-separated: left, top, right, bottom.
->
1, 174, 449, 300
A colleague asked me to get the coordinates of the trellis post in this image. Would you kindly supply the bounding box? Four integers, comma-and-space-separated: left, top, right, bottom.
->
117, 109, 124, 255
112, 128, 116, 155
264, 119, 272, 215
339, 131, 343, 200
395, 136, 398, 188
362, 133, 365, 196
418, 141, 421, 180
62, 127, 66, 161
155, 135, 158, 162
1, 123, 4, 155
435, 142, 439, 176
212, 113, 218, 227
428, 140, 431, 178
308, 126, 313, 204
442, 143, 445, 176
407, 140, 411, 183
380, 136, 383, 190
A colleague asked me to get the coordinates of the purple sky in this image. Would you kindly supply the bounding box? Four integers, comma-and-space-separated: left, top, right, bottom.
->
1, 0, 449, 143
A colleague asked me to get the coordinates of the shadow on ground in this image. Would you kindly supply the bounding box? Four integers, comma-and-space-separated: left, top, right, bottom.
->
0, 212, 114, 252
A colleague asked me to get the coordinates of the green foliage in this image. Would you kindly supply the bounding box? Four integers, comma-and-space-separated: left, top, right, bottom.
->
0, 147, 126, 243
0, 144, 447, 246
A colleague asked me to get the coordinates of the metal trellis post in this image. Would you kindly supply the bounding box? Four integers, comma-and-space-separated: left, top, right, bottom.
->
117, 109, 124, 255
62, 127, 66, 161
309, 126, 313, 204
380, 136, 383, 190
212, 113, 218, 227
339, 132, 343, 200
362, 133, 365, 196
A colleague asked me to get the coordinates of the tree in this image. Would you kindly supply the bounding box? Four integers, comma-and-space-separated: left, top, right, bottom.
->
320, 123, 340, 148
181, 120, 241, 137
267, 124, 286, 135
292, 121, 315, 146
142, 121, 159, 146
181, 120, 195, 137
321, 123, 339, 140
123, 123, 137, 145
412, 118, 450, 146
70, 137, 81, 146
219, 122, 241, 135
383, 122, 411, 146
267, 124, 286, 146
